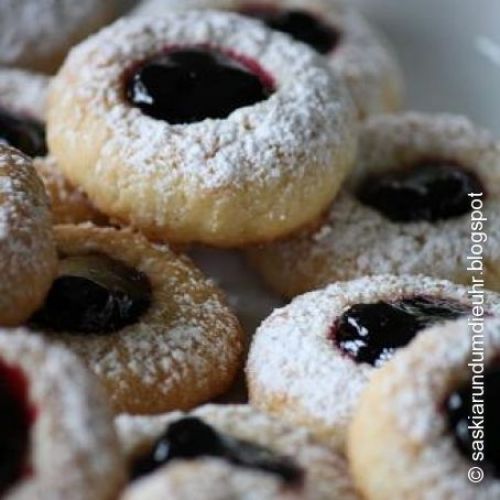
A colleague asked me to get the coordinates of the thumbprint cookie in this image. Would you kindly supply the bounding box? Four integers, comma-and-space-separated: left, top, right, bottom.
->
116, 404, 358, 499
0, 146, 56, 326
0, 67, 105, 225
248, 112, 500, 298
0, 329, 124, 499
247, 274, 500, 447
348, 317, 500, 499
134, 0, 404, 119
0, 0, 120, 74
47, 11, 357, 247
29, 224, 245, 414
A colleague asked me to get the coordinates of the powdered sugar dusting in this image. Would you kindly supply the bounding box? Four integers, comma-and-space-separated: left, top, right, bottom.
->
0, 146, 56, 324
247, 274, 500, 448
0, 149, 48, 247
51, 11, 352, 189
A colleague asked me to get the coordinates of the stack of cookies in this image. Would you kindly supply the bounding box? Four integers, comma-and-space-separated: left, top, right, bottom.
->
0, 0, 499, 498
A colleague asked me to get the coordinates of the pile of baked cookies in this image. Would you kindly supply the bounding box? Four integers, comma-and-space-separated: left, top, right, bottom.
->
1, 0, 499, 498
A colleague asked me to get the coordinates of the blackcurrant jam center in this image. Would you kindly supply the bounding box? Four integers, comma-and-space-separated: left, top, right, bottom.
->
240, 6, 341, 54
0, 108, 47, 158
0, 360, 34, 496
126, 48, 274, 124
445, 364, 500, 477
30, 254, 152, 334
130, 417, 303, 486
332, 297, 470, 366
356, 161, 484, 223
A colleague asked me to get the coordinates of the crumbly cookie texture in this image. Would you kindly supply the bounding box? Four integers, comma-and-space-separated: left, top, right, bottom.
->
0, 329, 125, 500
0, 146, 56, 325
348, 318, 500, 500
133, 0, 404, 119
246, 274, 500, 448
35, 224, 244, 414
0, 0, 119, 73
47, 11, 357, 247
248, 112, 500, 298
0, 67, 49, 121
117, 404, 359, 500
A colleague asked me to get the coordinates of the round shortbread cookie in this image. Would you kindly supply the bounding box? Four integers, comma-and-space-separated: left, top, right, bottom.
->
47, 11, 357, 247
247, 274, 500, 448
29, 224, 245, 414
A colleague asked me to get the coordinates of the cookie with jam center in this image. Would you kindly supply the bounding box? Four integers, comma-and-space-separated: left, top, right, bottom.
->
29, 224, 244, 414
246, 274, 500, 448
0, 329, 124, 499
248, 112, 500, 298
47, 11, 356, 247
116, 404, 358, 500
348, 317, 500, 499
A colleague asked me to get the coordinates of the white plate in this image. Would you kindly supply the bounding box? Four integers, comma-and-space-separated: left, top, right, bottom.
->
360, 0, 500, 133
191, 0, 500, 341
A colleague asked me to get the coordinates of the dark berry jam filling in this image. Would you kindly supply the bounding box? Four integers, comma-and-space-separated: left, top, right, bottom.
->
332, 297, 470, 366
31, 254, 152, 334
0, 360, 35, 495
240, 6, 340, 54
126, 47, 274, 124
0, 108, 47, 158
356, 161, 484, 223
445, 364, 500, 477
130, 417, 303, 485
